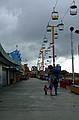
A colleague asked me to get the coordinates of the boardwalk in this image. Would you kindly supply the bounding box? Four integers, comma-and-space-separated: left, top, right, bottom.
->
0, 78, 79, 120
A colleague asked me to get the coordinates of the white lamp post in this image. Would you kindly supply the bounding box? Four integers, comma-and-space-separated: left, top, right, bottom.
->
70, 27, 74, 84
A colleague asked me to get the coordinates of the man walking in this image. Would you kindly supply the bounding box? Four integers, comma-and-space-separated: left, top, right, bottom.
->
53, 78, 58, 95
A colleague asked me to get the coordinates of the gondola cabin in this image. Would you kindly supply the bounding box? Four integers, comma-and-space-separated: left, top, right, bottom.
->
50, 42, 53, 47
47, 24, 51, 32
42, 46, 45, 49
70, 1, 77, 15
43, 37, 48, 43
47, 47, 51, 51
52, 11, 59, 20
52, 7, 59, 20
54, 32, 58, 39
47, 60, 49, 62
45, 49, 48, 53
49, 56, 52, 58
45, 51, 48, 55
44, 40, 47, 43
58, 22, 64, 31
42, 44, 45, 50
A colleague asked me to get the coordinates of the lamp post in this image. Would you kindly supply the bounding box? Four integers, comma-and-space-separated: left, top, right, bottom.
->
70, 27, 74, 84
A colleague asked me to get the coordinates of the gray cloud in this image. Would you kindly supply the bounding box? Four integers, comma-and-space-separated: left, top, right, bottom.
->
0, 0, 79, 66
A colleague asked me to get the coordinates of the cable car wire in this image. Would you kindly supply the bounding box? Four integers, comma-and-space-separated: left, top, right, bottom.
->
54, 0, 59, 8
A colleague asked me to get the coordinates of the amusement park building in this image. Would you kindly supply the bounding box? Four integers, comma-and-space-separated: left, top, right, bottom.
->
0, 44, 22, 87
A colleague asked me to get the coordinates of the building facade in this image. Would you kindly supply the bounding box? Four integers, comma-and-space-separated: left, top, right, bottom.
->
0, 44, 21, 87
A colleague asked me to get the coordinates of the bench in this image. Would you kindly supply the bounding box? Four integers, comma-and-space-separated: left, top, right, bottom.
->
70, 85, 79, 94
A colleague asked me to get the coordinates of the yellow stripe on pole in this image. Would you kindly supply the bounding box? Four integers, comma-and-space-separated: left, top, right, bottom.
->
52, 26, 54, 43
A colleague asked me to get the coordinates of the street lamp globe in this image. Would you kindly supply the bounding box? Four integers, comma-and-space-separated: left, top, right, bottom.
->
70, 27, 74, 32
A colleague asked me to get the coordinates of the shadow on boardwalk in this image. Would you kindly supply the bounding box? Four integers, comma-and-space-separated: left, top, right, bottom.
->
0, 78, 79, 120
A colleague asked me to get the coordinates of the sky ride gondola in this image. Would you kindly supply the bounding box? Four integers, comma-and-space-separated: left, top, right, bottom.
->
47, 60, 49, 62
43, 39, 48, 43
54, 32, 58, 39
43, 35, 48, 43
45, 51, 48, 56
42, 46, 45, 50
47, 23, 51, 32
47, 46, 51, 51
45, 49, 48, 53
50, 42, 54, 47
58, 21, 64, 31
49, 56, 52, 58
42, 43, 45, 50
70, 1, 77, 16
54, 28, 58, 39
45, 52, 48, 55
38, 55, 41, 58
52, 7, 59, 20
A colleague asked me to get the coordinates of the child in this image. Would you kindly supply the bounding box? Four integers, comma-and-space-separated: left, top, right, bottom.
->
49, 83, 53, 96
44, 85, 48, 95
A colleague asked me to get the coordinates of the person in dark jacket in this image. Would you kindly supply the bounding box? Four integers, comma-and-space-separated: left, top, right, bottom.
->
53, 78, 58, 95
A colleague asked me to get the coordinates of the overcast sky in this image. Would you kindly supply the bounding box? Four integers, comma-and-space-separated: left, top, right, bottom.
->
0, 0, 79, 72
